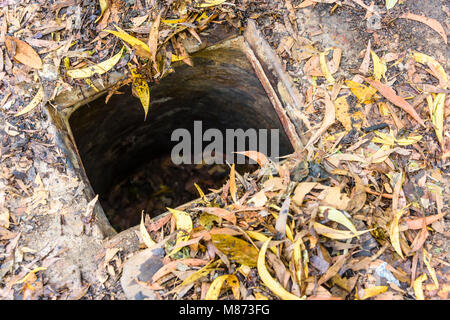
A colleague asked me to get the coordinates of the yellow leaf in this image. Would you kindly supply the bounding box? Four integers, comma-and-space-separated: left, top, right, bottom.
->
15, 86, 44, 117
246, 230, 277, 254
319, 206, 358, 235
140, 212, 155, 248
293, 237, 307, 286
319, 50, 335, 84
229, 164, 237, 204
423, 249, 439, 290
371, 50, 387, 81
372, 130, 422, 146
194, 183, 206, 200
195, 0, 226, 8
67, 46, 124, 79
427, 93, 445, 148
413, 273, 427, 300
167, 208, 193, 255
205, 274, 240, 300
254, 292, 269, 300
334, 95, 365, 131
95, 0, 108, 23
180, 260, 222, 287
162, 17, 188, 24
15, 267, 47, 284
134, 77, 150, 120
171, 54, 188, 62
389, 207, 405, 259
359, 285, 388, 300
412, 51, 448, 89
386, 0, 398, 10
257, 238, 304, 300
105, 26, 151, 59
211, 234, 259, 267
313, 222, 371, 240
345, 80, 378, 104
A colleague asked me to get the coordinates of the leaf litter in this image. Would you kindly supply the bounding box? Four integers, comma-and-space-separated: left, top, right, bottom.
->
0, 0, 448, 301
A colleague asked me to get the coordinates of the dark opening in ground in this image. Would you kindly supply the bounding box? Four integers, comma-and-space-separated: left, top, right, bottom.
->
69, 45, 293, 232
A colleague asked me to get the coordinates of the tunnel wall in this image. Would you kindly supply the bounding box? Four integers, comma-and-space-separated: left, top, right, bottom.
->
69, 47, 293, 196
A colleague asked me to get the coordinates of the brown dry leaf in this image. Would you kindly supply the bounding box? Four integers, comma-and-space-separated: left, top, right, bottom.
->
364, 78, 426, 127
292, 182, 317, 206
347, 174, 366, 213
305, 91, 335, 148
229, 164, 238, 204
211, 234, 259, 267
152, 258, 209, 283
321, 187, 351, 211
405, 211, 446, 230
247, 190, 268, 207
5, 36, 42, 69
194, 207, 236, 224
399, 13, 447, 44
235, 151, 269, 167
318, 254, 347, 285
147, 12, 161, 71
389, 173, 405, 259
359, 40, 371, 75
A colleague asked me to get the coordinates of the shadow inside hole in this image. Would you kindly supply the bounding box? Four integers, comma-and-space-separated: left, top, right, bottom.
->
69, 47, 293, 231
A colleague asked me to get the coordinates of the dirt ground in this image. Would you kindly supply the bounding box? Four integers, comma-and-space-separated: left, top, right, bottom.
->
0, 0, 448, 300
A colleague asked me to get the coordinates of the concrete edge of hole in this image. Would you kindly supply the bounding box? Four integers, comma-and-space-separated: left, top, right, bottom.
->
40, 19, 307, 296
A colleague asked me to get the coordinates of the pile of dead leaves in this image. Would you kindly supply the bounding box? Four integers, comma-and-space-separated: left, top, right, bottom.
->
129, 146, 446, 300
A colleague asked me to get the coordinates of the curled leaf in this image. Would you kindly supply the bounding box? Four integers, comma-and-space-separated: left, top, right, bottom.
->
413, 274, 427, 300
95, 0, 109, 23
67, 46, 124, 79
412, 51, 448, 88
257, 238, 304, 300
205, 274, 240, 300
15, 86, 44, 117
389, 207, 405, 259
319, 206, 358, 234
140, 212, 155, 248
400, 13, 447, 44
